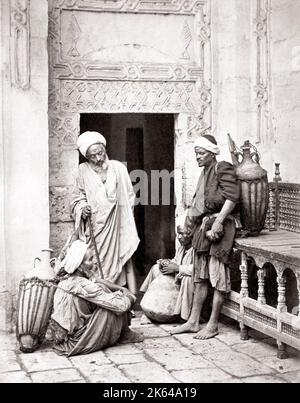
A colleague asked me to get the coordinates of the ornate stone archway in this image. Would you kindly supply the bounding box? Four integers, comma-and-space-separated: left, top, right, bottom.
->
48, 0, 212, 252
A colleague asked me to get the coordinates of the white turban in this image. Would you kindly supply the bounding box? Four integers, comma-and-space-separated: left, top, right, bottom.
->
194, 136, 220, 155
77, 131, 107, 157
176, 214, 186, 229
60, 240, 88, 274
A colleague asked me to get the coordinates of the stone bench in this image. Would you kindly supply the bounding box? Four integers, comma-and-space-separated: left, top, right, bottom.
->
222, 168, 300, 359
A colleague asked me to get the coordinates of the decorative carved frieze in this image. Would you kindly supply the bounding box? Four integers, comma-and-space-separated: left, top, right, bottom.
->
54, 0, 203, 14
254, 0, 272, 144
10, 0, 30, 89
196, 4, 211, 43
59, 80, 199, 114
187, 112, 211, 140
195, 0, 211, 130
195, 0, 211, 70
49, 113, 79, 149
52, 62, 202, 82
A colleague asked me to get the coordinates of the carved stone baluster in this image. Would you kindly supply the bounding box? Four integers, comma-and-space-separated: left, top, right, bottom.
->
276, 272, 288, 359
257, 268, 266, 304
239, 252, 249, 340
240, 252, 249, 298
277, 275, 287, 313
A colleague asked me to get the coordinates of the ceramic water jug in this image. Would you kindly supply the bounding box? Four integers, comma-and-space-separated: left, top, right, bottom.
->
228, 135, 269, 235
25, 248, 56, 280
17, 249, 57, 353
140, 275, 180, 323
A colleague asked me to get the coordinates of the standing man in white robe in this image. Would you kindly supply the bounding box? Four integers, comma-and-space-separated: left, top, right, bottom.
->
71, 131, 140, 293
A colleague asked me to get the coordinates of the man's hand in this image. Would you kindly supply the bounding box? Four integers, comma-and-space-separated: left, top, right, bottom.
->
207, 199, 236, 242
82, 205, 92, 219
95, 280, 136, 305
122, 289, 136, 306
207, 219, 224, 242
160, 262, 179, 275
157, 259, 170, 267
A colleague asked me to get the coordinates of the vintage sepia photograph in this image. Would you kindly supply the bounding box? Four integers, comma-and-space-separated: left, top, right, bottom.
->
0, 0, 299, 386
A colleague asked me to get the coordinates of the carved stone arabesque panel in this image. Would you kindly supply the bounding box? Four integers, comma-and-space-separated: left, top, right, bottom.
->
53, 62, 203, 82
59, 80, 199, 114
10, 0, 30, 89
49, 2, 211, 84
49, 113, 79, 149
54, 0, 205, 14
254, 0, 272, 144
48, 0, 212, 142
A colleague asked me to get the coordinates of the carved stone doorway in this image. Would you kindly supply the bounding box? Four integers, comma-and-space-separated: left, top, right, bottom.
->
80, 113, 176, 279
48, 0, 212, 258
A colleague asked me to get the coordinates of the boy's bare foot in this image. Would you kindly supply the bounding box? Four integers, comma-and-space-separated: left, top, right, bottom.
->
170, 322, 201, 335
194, 325, 219, 340
140, 314, 152, 325
119, 329, 144, 344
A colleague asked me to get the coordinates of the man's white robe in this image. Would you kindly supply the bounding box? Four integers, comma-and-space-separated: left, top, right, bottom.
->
71, 160, 139, 285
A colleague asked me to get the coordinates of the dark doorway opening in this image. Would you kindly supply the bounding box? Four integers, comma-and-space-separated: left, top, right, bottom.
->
80, 113, 176, 286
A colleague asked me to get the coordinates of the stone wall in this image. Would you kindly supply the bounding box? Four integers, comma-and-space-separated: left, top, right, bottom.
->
0, 0, 49, 330
211, 0, 300, 183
